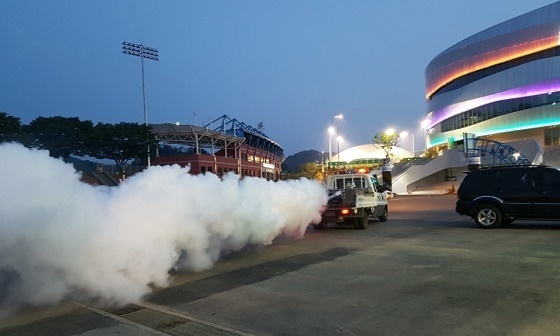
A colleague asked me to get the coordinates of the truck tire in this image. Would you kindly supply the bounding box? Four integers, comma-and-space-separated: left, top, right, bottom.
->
355, 211, 368, 230
378, 205, 388, 222
313, 222, 327, 230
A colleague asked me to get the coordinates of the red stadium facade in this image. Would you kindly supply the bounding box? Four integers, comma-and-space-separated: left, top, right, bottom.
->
151, 116, 284, 181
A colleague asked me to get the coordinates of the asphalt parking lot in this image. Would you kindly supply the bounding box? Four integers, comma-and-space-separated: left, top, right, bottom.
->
2, 195, 560, 336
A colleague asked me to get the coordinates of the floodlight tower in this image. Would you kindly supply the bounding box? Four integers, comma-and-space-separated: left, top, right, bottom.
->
122, 41, 159, 166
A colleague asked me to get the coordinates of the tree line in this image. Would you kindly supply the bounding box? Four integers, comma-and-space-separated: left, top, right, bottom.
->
0, 112, 160, 174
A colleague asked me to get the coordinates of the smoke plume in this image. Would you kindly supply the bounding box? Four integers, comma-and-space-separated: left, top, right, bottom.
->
0, 143, 327, 311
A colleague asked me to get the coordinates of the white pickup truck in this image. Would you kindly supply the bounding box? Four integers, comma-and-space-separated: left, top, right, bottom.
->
315, 173, 388, 230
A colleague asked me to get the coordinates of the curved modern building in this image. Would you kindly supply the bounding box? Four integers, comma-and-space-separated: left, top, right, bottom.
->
424, 1, 560, 166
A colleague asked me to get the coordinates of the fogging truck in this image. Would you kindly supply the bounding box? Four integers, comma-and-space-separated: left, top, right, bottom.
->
314, 173, 388, 230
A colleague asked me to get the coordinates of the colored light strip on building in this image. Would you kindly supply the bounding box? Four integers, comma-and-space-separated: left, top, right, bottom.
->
426, 35, 558, 100
427, 110, 560, 148
425, 77, 560, 130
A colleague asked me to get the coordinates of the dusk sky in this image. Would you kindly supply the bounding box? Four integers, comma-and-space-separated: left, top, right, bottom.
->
0, 0, 555, 156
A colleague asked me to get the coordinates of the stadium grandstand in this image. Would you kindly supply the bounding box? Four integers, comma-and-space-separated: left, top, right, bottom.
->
151, 115, 284, 181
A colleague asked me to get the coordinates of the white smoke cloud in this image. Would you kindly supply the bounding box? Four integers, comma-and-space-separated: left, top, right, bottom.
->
0, 143, 327, 311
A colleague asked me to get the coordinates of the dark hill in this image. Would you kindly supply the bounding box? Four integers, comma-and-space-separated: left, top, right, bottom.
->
282, 150, 328, 171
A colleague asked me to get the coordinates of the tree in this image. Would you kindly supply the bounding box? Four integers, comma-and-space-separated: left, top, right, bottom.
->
373, 132, 400, 162
23, 116, 94, 159
284, 162, 324, 181
0, 112, 22, 143
93, 122, 156, 174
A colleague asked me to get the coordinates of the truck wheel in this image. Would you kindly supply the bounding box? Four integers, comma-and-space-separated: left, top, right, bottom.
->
313, 222, 327, 230
474, 204, 502, 229
355, 212, 368, 230
378, 205, 388, 222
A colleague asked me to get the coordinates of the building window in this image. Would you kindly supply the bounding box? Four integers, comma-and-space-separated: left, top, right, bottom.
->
439, 92, 560, 133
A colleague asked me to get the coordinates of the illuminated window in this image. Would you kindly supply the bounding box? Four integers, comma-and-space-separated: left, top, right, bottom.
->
440, 92, 560, 132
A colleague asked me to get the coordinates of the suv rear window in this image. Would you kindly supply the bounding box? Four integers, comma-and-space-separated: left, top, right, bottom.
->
461, 169, 497, 193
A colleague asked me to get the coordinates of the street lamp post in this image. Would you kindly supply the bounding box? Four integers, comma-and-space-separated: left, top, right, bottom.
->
122, 41, 159, 166
334, 114, 343, 156
328, 127, 335, 162
400, 131, 409, 154
421, 119, 430, 152
337, 136, 343, 161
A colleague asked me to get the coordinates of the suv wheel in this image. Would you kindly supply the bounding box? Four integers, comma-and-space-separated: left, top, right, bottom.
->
474, 205, 502, 229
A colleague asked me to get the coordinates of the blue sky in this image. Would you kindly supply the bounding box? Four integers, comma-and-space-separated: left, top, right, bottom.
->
0, 0, 555, 156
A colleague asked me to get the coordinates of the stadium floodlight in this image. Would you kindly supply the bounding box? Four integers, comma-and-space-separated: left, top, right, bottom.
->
122, 41, 159, 166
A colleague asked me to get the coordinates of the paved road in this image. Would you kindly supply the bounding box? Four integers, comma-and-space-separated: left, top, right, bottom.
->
2, 195, 560, 335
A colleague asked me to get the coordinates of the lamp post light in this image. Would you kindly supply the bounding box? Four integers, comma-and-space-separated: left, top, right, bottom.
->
328, 127, 335, 162
122, 41, 159, 166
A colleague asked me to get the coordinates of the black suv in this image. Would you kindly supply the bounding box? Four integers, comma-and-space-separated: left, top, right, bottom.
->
456, 165, 560, 228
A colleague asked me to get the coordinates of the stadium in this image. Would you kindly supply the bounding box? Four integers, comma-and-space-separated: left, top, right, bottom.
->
151, 115, 284, 181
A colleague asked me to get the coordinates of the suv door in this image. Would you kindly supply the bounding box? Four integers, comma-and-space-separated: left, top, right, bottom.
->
495, 168, 536, 218
533, 167, 560, 218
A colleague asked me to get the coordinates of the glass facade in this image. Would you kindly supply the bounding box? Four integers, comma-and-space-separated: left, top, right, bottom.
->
440, 92, 560, 132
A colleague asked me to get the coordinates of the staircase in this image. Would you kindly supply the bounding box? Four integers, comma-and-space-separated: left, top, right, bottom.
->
465, 138, 531, 165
